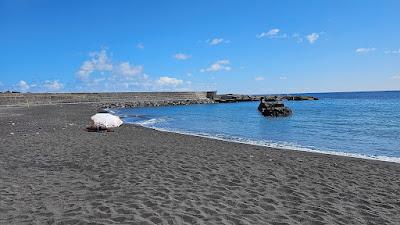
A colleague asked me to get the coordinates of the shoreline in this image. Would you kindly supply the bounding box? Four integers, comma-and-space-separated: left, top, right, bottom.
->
111, 104, 400, 164
1, 104, 399, 224
126, 122, 400, 164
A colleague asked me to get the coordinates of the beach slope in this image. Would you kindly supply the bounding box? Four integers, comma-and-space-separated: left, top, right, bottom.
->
1, 104, 399, 225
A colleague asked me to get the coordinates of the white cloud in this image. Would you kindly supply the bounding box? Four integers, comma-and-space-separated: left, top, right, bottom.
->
292, 33, 303, 43
306, 33, 319, 44
74, 48, 198, 92
136, 43, 144, 49
17, 80, 30, 91
14, 80, 64, 92
156, 76, 183, 86
77, 49, 143, 80
0, 81, 5, 92
173, 53, 191, 60
77, 49, 113, 80
75, 49, 152, 91
390, 75, 400, 80
207, 38, 229, 45
279, 76, 287, 80
77, 61, 94, 79
384, 48, 400, 54
117, 62, 143, 77
254, 76, 265, 81
43, 80, 64, 92
257, 28, 281, 39
355, 48, 376, 54
200, 60, 231, 73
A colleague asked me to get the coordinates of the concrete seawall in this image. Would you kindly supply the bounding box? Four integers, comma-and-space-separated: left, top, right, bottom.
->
0, 92, 216, 107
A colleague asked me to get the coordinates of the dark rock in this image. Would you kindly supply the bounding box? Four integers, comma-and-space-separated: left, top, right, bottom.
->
98, 108, 109, 113
215, 94, 260, 103
283, 95, 318, 101
258, 98, 292, 117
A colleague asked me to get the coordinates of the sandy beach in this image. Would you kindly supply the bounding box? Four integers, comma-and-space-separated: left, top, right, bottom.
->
1, 104, 399, 225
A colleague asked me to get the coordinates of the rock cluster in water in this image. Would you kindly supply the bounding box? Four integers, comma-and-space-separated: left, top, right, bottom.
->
212, 94, 318, 103
213, 94, 260, 103
258, 98, 292, 117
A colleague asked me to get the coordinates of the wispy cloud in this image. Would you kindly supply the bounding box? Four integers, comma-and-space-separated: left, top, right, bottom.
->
173, 53, 191, 60
75, 48, 192, 92
279, 76, 288, 80
257, 28, 282, 39
254, 76, 265, 81
75, 49, 149, 91
77, 49, 143, 81
206, 38, 230, 45
43, 80, 64, 92
390, 75, 400, 80
77, 49, 113, 80
136, 43, 144, 49
156, 76, 183, 86
17, 80, 30, 91
15, 80, 64, 92
200, 60, 231, 72
384, 48, 400, 54
117, 62, 143, 77
292, 33, 303, 43
355, 48, 376, 54
306, 33, 319, 44
257, 29, 321, 44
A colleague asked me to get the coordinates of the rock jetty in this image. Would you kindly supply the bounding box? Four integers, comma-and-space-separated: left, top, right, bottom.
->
213, 94, 318, 103
0, 91, 318, 108
258, 97, 292, 117
213, 94, 260, 103
98, 99, 213, 108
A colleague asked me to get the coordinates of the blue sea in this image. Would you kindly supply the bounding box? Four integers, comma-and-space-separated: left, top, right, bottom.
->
113, 91, 400, 163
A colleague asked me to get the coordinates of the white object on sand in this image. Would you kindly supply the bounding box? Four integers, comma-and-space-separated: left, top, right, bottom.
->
90, 113, 123, 129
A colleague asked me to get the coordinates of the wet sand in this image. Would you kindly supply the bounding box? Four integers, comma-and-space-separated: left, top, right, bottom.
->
1, 104, 399, 225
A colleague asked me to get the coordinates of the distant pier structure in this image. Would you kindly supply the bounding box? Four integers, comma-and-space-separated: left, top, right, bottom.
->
206, 91, 217, 100
0, 91, 214, 107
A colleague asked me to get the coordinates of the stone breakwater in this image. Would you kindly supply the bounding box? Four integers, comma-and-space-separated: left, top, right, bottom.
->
0, 91, 317, 108
0, 92, 215, 107
99, 99, 214, 108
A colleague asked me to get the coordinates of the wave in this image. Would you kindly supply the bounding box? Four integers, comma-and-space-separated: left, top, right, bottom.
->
122, 117, 400, 164
136, 118, 167, 126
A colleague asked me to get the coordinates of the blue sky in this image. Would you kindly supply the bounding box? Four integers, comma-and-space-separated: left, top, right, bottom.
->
1, 0, 399, 94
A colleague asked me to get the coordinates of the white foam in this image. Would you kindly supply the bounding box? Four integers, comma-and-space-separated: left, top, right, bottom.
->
114, 114, 400, 164
136, 118, 167, 126
129, 119, 400, 164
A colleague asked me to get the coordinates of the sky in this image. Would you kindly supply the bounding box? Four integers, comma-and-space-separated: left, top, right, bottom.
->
0, 0, 399, 94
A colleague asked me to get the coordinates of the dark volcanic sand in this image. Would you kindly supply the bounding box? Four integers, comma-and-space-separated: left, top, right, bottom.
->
0, 104, 399, 225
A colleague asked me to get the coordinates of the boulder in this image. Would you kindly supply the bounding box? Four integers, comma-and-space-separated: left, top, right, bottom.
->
258, 99, 292, 117
283, 95, 318, 101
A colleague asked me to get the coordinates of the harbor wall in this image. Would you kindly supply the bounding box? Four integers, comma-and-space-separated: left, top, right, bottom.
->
0, 92, 216, 107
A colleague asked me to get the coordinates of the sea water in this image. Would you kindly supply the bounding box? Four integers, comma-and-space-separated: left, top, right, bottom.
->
113, 91, 400, 163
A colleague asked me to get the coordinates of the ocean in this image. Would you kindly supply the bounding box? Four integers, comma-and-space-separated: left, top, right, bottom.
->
113, 91, 400, 163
